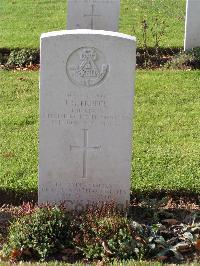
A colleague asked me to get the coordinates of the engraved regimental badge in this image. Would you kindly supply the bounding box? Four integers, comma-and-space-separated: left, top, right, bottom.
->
66, 47, 109, 87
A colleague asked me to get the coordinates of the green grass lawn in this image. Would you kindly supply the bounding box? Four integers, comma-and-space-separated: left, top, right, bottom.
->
1, 70, 200, 195
0, 0, 186, 49
0, 71, 38, 192
133, 70, 200, 194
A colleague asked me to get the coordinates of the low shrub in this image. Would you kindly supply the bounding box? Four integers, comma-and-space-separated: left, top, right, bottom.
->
7, 49, 39, 67
2, 203, 200, 263
74, 204, 145, 261
2, 205, 73, 261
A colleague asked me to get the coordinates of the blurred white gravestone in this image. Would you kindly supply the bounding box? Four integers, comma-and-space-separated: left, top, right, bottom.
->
184, 0, 200, 50
39, 30, 136, 210
67, 0, 120, 31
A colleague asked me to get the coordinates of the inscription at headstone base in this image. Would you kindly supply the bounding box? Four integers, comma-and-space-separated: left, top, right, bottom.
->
184, 0, 200, 50
67, 0, 120, 31
39, 30, 136, 210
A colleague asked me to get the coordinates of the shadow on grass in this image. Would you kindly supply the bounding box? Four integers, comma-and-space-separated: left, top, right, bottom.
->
131, 189, 200, 200
0, 188, 37, 206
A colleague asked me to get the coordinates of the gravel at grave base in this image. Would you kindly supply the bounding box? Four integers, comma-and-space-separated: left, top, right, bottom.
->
0, 196, 199, 263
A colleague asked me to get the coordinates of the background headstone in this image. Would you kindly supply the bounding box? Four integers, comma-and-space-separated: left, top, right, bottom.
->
184, 0, 200, 50
67, 0, 120, 31
39, 29, 136, 210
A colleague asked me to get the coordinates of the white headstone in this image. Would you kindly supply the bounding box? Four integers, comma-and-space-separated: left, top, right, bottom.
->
184, 0, 200, 50
67, 0, 120, 31
39, 30, 136, 210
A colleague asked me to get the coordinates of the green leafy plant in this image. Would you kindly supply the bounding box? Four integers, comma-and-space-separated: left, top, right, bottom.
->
2, 205, 73, 261
7, 49, 39, 67
74, 204, 145, 261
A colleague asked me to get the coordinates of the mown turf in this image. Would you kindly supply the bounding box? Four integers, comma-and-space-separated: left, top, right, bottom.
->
0, 71, 38, 192
0, 0, 185, 49
0, 0, 66, 49
121, 0, 186, 48
1, 70, 200, 196
132, 70, 200, 194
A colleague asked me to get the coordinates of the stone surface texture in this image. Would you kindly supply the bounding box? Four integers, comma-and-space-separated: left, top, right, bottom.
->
67, 0, 120, 31
39, 29, 136, 210
184, 0, 200, 50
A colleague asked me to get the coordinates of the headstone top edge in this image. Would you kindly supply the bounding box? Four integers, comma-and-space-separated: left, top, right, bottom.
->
41, 29, 136, 42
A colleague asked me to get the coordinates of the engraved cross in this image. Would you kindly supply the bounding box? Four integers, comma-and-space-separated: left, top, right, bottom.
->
70, 129, 101, 179
84, 4, 101, 29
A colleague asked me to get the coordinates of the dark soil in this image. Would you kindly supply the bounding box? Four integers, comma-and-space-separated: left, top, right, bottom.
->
0, 189, 37, 206
136, 47, 181, 69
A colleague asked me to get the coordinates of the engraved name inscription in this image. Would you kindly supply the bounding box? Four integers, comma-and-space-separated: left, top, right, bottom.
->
46, 92, 131, 127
